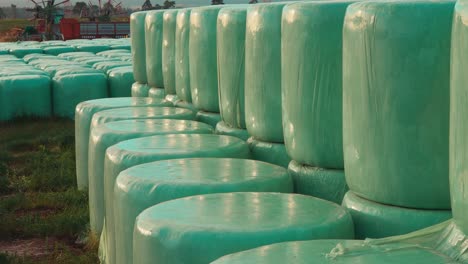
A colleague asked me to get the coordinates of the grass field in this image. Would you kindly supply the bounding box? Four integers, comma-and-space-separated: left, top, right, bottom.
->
0, 19, 32, 33
0, 118, 98, 263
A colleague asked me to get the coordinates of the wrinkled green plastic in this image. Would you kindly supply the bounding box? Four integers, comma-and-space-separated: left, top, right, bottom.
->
217, 6, 247, 129
165, 94, 180, 105
134, 192, 354, 264
450, 0, 468, 235
175, 9, 192, 103
93, 61, 131, 73
0, 75, 51, 121
215, 121, 250, 141
288, 160, 348, 204
100, 134, 250, 264
343, 1, 453, 209
76, 44, 110, 54
342, 191, 451, 239
247, 137, 291, 168
148, 87, 166, 99
75, 97, 171, 190
54, 68, 101, 77
107, 67, 134, 97
9, 47, 43, 58
189, 6, 224, 112
131, 82, 150, 97
43, 46, 76, 55
175, 100, 197, 112
58, 51, 94, 59
145, 10, 165, 88
0, 68, 49, 77
88, 119, 212, 235
196, 111, 222, 128
52, 73, 108, 119
245, 3, 287, 143
162, 10, 178, 95
115, 158, 292, 264
131, 11, 148, 83
211, 239, 456, 264
282, 2, 351, 169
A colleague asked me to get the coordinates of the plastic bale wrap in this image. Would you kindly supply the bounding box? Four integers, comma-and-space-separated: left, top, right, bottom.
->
43, 46, 76, 55
164, 94, 180, 105
132, 11, 149, 84
145, 10, 165, 89
76, 45, 110, 54
75, 97, 171, 190
148, 88, 166, 99
196, 111, 222, 128
133, 192, 354, 264
107, 67, 134, 97
52, 73, 108, 119
247, 137, 291, 168
0, 75, 51, 121
131, 82, 150, 97
245, 3, 287, 143
162, 10, 178, 95
217, 6, 247, 129
9, 47, 43, 58
342, 191, 451, 239
99, 134, 250, 264
175, 9, 192, 103
88, 119, 212, 235
342, 0, 453, 209
288, 160, 348, 204
175, 100, 197, 112
94, 62, 132, 74
215, 121, 250, 141
282, 2, 352, 169
115, 158, 292, 264
189, 6, 224, 112
58, 51, 94, 59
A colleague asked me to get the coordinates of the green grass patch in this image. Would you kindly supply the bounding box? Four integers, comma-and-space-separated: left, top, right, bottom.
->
0, 19, 33, 33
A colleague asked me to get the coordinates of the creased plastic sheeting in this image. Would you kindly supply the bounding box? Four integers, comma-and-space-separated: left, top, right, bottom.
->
288, 160, 348, 204
43, 46, 76, 55
217, 6, 247, 129
9, 47, 43, 58
88, 119, 212, 235
131, 82, 150, 97
94, 61, 132, 73
133, 192, 354, 264
107, 67, 134, 97
175, 100, 198, 112
343, 1, 453, 209
189, 6, 224, 112
131, 11, 148, 83
215, 121, 250, 141
115, 158, 292, 264
148, 87, 166, 99
99, 134, 250, 264
196, 111, 222, 128
74, 97, 171, 190
450, 0, 468, 235
0, 75, 51, 121
282, 2, 351, 169
76, 45, 110, 54
245, 3, 286, 143
175, 9, 192, 103
145, 10, 165, 89
247, 137, 291, 168
52, 73, 108, 119
211, 239, 456, 264
162, 10, 178, 95
342, 191, 451, 239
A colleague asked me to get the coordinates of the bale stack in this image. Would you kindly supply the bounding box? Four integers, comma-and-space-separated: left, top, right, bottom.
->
145, 10, 166, 98
131, 11, 151, 97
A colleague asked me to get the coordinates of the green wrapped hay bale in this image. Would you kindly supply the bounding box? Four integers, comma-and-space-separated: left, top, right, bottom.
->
217, 6, 247, 129
107, 67, 134, 97
76, 44, 110, 54
75, 97, 171, 190
115, 158, 292, 264
54, 68, 102, 77
342, 191, 451, 239
245, 3, 287, 143
93, 61, 132, 73
100, 134, 250, 264
131, 82, 150, 97
132, 11, 149, 83
23, 53, 54, 62
282, 1, 352, 169
111, 44, 131, 50
196, 110, 221, 128
148, 87, 166, 99
88, 119, 212, 235
175, 9, 192, 103
9, 47, 43, 58
133, 192, 354, 264
53, 72, 108, 119
175, 100, 197, 112
189, 6, 224, 112
211, 239, 455, 264
288, 160, 348, 204
43, 46, 76, 55
247, 137, 291, 168
145, 10, 165, 89
343, 0, 454, 209
0, 75, 51, 121
215, 121, 250, 141
162, 10, 178, 95
0, 68, 49, 78
58, 51, 94, 59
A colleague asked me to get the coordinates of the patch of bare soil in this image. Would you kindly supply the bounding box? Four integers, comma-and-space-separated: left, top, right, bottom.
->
0, 238, 58, 258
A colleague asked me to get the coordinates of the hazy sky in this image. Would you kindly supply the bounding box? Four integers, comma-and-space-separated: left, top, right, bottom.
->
0, 0, 283, 8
